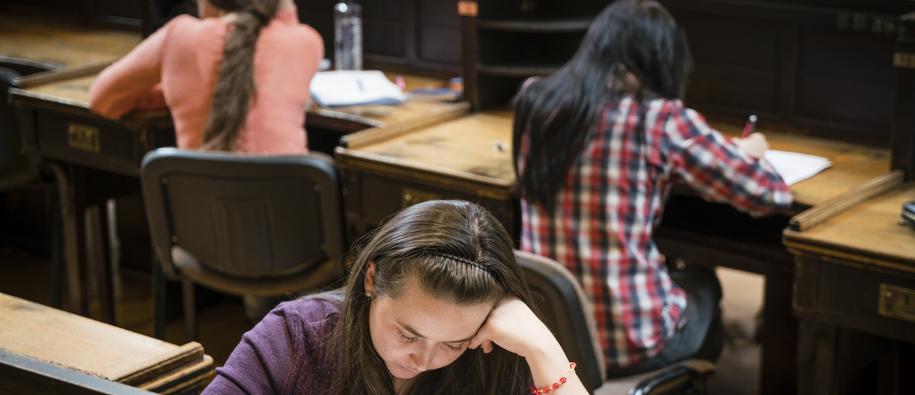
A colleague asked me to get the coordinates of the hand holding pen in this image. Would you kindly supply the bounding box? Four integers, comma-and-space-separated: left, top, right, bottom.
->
734, 114, 768, 159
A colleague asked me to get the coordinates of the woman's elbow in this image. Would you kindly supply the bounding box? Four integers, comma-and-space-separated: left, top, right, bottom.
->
88, 88, 125, 119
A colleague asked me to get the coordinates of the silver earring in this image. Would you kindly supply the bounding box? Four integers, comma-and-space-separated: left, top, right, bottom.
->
365, 291, 373, 299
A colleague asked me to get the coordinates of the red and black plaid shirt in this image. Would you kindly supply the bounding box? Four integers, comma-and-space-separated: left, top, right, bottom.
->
519, 97, 792, 368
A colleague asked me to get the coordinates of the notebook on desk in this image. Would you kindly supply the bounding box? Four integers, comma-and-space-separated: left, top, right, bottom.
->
310, 70, 407, 107
764, 149, 832, 186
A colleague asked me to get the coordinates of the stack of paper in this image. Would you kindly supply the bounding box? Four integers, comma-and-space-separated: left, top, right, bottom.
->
310, 70, 407, 107
764, 150, 832, 185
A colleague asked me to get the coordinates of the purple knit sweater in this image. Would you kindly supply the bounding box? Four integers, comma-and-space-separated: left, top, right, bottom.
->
203, 291, 343, 394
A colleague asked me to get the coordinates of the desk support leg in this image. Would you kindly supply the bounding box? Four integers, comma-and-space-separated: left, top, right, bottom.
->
86, 204, 116, 325
47, 168, 63, 308
760, 271, 797, 395
57, 164, 89, 315
182, 279, 197, 342
152, 255, 166, 340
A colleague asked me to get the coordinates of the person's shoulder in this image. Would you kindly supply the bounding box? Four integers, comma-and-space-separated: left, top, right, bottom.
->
276, 289, 344, 329
286, 23, 323, 47
159, 14, 225, 41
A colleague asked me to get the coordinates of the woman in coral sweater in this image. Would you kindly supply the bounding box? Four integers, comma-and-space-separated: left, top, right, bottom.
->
90, 0, 322, 154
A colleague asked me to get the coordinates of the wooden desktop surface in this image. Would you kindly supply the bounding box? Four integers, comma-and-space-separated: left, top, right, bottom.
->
13, 74, 97, 108
0, 292, 211, 385
12, 70, 465, 133
343, 112, 891, 207
0, 15, 140, 71
346, 111, 513, 188
784, 184, 915, 272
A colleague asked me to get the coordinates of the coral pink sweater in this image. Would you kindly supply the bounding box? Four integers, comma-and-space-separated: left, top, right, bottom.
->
89, 6, 322, 154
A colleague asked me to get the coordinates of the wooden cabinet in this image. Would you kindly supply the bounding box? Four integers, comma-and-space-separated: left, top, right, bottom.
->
661, 0, 909, 145
461, 0, 606, 110
335, 111, 518, 243
297, 0, 462, 78
784, 183, 915, 394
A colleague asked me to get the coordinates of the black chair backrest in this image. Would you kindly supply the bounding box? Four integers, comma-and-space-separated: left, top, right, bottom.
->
515, 251, 606, 392
141, 148, 344, 279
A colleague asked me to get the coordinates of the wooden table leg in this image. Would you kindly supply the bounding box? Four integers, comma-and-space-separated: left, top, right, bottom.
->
761, 270, 798, 395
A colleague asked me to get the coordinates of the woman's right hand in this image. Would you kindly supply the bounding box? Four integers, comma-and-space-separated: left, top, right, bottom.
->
733, 132, 769, 159
469, 297, 588, 395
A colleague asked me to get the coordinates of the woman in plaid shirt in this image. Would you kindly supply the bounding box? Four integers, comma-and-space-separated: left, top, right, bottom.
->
512, 0, 792, 375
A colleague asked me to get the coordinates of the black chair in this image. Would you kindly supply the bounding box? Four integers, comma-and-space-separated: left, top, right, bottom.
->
515, 251, 716, 395
141, 148, 347, 340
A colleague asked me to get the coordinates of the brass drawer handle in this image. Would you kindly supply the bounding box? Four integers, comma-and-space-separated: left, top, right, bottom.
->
878, 283, 915, 323
67, 123, 100, 153
402, 188, 440, 208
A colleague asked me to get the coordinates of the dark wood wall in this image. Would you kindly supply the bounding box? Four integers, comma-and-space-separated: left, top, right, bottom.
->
4, 0, 910, 145
0, 0, 145, 29
663, 0, 910, 145
297, 0, 462, 78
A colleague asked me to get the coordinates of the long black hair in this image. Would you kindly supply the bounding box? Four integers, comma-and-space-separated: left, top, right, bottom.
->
512, 0, 692, 210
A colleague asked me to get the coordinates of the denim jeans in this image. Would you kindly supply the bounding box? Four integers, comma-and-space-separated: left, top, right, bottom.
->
606, 263, 724, 378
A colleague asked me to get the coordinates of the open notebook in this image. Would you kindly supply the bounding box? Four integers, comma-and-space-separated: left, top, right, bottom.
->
310, 70, 407, 107
764, 150, 832, 186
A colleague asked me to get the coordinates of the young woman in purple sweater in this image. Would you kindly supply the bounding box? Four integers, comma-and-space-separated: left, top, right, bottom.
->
204, 200, 589, 395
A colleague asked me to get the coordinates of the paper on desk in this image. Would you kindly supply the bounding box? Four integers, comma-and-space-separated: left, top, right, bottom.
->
310, 70, 407, 107
763, 149, 832, 186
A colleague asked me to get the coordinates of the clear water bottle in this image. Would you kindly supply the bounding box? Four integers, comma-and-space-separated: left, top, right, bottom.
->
334, 1, 362, 70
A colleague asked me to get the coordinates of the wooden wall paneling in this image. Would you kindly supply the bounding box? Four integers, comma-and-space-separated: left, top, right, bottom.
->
363, 0, 411, 66
663, 0, 904, 144
793, 26, 896, 144
892, 12, 915, 179
677, 11, 785, 119
416, 0, 461, 72
87, 0, 144, 29
295, 0, 335, 67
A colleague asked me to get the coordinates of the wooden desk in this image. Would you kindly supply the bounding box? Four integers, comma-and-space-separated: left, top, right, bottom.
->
337, 111, 507, 240
0, 292, 214, 394
306, 73, 468, 153
8, 66, 466, 334
0, 14, 140, 84
11, 73, 173, 326
656, 122, 890, 395
337, 111, 892, 395
784, 184, 915, 395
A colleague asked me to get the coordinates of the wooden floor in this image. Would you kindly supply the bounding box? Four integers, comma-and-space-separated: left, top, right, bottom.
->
0, 244, 763, 394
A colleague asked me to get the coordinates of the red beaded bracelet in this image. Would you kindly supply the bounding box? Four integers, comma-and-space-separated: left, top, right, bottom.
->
530, 362, 576, 394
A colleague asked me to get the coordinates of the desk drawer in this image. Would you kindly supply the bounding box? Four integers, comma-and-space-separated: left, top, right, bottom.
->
794, 255, 915, 344
32, 110, 173, 176
342, 167, 516, 244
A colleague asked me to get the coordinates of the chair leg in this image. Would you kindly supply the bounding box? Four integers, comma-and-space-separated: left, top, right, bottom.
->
152, 255, 167, 340
48, 185, 63, 308
181, 279, 197, 341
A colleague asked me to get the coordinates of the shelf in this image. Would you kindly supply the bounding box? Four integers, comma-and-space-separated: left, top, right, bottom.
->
477, 63, 560, 77
477, 18, 592, 33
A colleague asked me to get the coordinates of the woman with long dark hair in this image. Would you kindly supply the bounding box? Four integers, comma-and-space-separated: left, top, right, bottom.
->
513, 0, 792, 375
90, 0, 321, 153
204, 200, 589, 395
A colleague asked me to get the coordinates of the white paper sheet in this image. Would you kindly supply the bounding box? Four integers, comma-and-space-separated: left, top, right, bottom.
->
310, 70, 407, 107
763, 149, 832, 186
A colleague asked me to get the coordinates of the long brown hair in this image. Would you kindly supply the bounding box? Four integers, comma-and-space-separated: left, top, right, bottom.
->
328, 200, 534, 395
201, 0, 280, 151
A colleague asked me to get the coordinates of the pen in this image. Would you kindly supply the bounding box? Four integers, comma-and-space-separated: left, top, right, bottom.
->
741, 114, 757, 138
